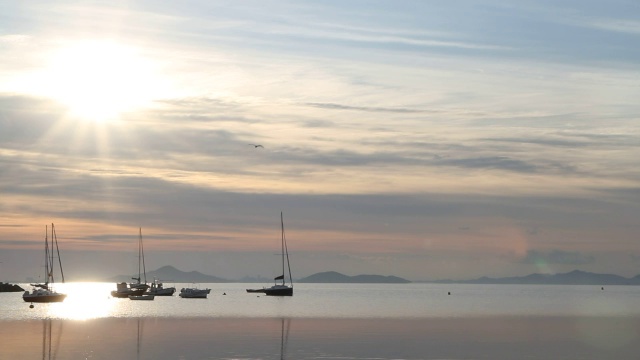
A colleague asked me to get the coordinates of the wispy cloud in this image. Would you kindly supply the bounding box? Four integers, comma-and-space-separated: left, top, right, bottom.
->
521, 250, 596, 265
303, 102, 433, 114
265, 21, 509, 51
0, 35, 31, 43
1, 1, 640, 280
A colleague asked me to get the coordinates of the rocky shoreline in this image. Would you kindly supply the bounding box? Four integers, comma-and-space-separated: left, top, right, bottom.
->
0, 282, 24, 292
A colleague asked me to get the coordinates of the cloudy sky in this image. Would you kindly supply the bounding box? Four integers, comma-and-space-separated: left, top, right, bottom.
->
1, 1, 639, 282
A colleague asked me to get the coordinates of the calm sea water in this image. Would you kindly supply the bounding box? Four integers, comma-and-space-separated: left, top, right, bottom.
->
1, 282, 639, 359
1, 282, 639, 320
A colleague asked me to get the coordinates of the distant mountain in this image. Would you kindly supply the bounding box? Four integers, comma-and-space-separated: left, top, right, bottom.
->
433, 270, 639, 285
298, 271, 411, 284
109, 265, 230, 283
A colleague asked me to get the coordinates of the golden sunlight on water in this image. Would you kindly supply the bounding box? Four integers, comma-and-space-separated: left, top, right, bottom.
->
47, 282, 117, 320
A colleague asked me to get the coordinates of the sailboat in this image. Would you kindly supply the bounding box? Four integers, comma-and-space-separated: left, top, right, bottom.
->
23, 224, 67, 303
129, 228, 149, 292
264, 212, 293, 296
111, 228, 149, 298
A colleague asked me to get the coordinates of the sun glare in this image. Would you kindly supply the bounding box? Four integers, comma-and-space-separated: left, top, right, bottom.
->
46, 283, 116, 320
42, 41, 166, 122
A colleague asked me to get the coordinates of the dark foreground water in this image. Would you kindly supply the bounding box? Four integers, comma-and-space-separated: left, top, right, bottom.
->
2, 317, 639, 359
1, 283, 639, 359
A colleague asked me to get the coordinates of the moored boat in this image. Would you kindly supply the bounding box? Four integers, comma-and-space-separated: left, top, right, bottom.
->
23, 224, 67, 303
112, 228, 150, 297
179, 287, 211, 298
263, 212, 294, 297
128, 228, 149, 292
147, 279, 176, 296
264, 284, 293, 296
111, 282, 146, 298
129, 294, 155, 301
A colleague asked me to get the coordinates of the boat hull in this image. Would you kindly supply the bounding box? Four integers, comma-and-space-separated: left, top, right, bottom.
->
179, 288, 210, 298
179, 293, 208, 298
111, 289, 146, 298
129, 283, 150, 291
264, 286, 293, 296
23, 292, 67, 303
148, 287, 176, 296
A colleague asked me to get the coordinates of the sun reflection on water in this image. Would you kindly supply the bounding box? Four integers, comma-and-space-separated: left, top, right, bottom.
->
46, 282, 117, 320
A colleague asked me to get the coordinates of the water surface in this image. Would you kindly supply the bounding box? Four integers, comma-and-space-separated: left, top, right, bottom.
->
1, 283, 639, 359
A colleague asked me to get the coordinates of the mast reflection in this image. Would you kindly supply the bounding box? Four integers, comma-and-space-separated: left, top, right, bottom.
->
136, 318, 145, 360
41, 318, 63, 360
280, 318, 291, 360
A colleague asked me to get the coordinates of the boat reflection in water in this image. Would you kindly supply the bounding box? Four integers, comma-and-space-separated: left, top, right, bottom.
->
279, 318, 291, 360
4, 315, 639, 359
41, 318, 63, 360
136, 318, 145, 360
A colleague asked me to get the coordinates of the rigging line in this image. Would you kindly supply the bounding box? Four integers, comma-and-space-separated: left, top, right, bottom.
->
53, 224, 65, 283
283, 213, 293, 286
280, 212, 285, 284
140, 228, 147, 284
41, 319, 46, 360
53, 319, 63, 360
44, 225, 49, 285
283, 318, 291, 359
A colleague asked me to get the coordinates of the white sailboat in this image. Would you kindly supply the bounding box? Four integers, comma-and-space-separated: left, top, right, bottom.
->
264, 212, 293, 296
23, 224, 67, 303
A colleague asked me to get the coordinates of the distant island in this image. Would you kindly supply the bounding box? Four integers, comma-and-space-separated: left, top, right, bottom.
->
0, 282, 24, 292
109, 265, 230, 283
297, 271, 411, 284
108, 266, 411, 284
108, 267, 640, 285
432, 270, 640, 285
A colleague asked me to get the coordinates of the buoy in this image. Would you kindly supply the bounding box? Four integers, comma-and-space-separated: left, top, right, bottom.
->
29, 304, 34, 309
223, 292, 226, 295
448, 292, 451, 295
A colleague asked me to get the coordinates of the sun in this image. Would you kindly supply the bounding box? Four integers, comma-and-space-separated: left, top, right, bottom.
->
41, 41, 165, 122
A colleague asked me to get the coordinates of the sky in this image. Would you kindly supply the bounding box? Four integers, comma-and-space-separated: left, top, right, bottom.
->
0, 0, 639, 282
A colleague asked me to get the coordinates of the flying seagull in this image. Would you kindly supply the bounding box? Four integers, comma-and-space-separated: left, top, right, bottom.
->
248, 144, 264, 148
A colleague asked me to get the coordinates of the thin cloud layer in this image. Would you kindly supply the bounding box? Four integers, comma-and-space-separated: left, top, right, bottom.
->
0, 1, 639, 281
521, 250, 596, 266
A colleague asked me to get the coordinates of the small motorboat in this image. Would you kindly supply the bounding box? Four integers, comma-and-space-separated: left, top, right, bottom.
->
129, 294, 155, 301
246, 288, 266, 293
148, 279, 176, 296
179, 287, 211, 299
111, 282, 146, 298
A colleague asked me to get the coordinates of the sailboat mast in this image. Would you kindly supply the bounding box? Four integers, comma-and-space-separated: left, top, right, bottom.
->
140, 228, 147, 284
137, 228, 142, 283
283, 214, 293, 287
44, 225, 50, 285
52, 223, 65, 283
280, 212, 285, 285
